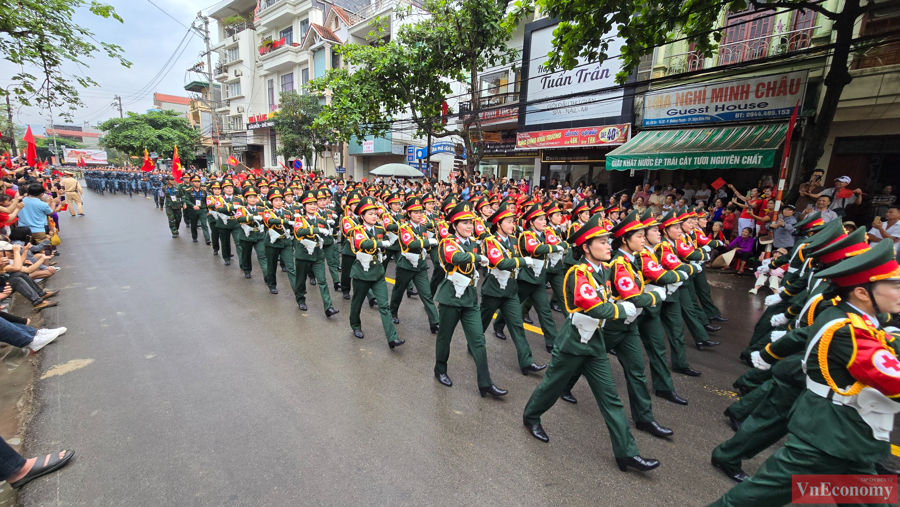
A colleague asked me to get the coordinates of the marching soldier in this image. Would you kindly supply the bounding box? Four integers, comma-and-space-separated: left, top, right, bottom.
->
521, 212, 659, 473
233, 187, 269, 279
206, 181, 224, 257
433, 201, 505, 397
480, 202, 546, 374
162, 176, 182, 238
691, 213, 728, 324
292, 190, 339, 318
389, 196, 440, 333
673, 209, 721, 346
214, 179, 246, 265
182, 175, 211, 244
381, 193, 403, 270
429, 197, 455, 297
316, 188, 342, 293
261, 189, 298, 297
347, 196, 404, 349
340, 192, 361, 301
710, 239, 900, 506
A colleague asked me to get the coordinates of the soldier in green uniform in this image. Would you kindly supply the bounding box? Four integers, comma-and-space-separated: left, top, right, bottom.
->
214, 179, 245, 265
292, 190, 339, 318
181, 175, 211, 244
205, 181, 223, 257
162, 176, 182, 238
389, 196, 440, 333
691, 213, 727, 324
635, 209, 690, 405
480, 202, 546, 374
673, 209, 721, 344
492, 204, 566, 352
347, 196, 404, 349
316, 188, 342, 292
381, 193, 403, 269
429, 197, 455, 297
233, 187, 269, 279
433, 201, 506, 397
340, 192, 361, 300
709, 238, 900, 506
261, 189, 298, 297
521, 213, 660, 473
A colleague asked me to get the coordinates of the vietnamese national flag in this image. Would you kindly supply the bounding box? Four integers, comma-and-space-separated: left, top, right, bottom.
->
23, 126, 37, 167
140, 149, 154, 172
226, 156, 239, 167
172, 145, 183, 183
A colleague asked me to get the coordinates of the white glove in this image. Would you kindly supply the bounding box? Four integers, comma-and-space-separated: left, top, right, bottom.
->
380, 241, 390, 249
294, 213, 303, 218
326, 219, 335, 226
761, 258, 773, 267
666, 281, 683, 295
770, 313, 789, 327
691, 262, 703, 273
650, 286, 667, 302
428, 238, 438, 246
619, 301, 637, 320
751, 351, 771, 371
764, 294, 782, 306
317, 227, 329, 235
253, 215, 262, 220
702, 245, 711, 252
287, 220, 295, 227
770, 330, 787, 342
523, 257, 534, 267
478, 255, 489, 267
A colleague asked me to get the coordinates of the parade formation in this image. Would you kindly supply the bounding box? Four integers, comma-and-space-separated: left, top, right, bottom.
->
81, 165, 900, 506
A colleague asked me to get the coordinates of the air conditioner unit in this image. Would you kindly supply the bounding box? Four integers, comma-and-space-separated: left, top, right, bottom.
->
234, 69, 242, 77
237, 106, 245, 113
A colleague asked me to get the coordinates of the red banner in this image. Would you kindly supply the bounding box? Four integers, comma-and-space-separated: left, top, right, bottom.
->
516, 124, 629, 149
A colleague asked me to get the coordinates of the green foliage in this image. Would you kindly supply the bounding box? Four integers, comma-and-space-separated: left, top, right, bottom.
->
272, 91, 333, 166
221, 15, 246, 26
0, 0, 130, 119
98, 110, 201, 161
310, 0, 520, 175
18, 136, 86, 160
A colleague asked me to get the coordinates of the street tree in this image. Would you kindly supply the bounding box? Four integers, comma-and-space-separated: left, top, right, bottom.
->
272, 91, 334, 173
99, 110, 201, 161
0, 0, 130, 118
310, 0, 525, 177
508, 0, 883, 176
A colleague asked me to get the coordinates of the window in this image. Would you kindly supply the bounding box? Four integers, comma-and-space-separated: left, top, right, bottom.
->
227, 115, 242, 131
720, 10, 773, 64
300, 19, 309, 42
331, 48, 340, 69
267, 79, 275, 112
270, 131, 279, 166
301, 68, 309, 94
479, 70, 509, 106
281, 73, 294, 93
280, 26, 293, 45
228, 82, 241, 98
226, 47, 240, 63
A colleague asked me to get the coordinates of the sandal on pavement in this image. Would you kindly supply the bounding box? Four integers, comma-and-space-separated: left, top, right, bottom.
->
41, 290, 59, 300
9, 450, 75, 489
33, 300, 58, 312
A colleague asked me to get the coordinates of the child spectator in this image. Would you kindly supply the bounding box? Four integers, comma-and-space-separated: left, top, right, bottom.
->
722, 206, 737, 240
749, 247, 787, 294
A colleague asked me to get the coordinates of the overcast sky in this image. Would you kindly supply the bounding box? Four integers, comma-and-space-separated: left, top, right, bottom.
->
0, 0, 220, 132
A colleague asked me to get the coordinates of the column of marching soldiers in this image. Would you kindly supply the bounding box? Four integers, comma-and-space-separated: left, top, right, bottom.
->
90, 169, 900, 506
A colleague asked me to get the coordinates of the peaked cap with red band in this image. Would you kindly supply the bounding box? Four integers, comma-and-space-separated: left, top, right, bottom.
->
611, 210, 647, 238
448, 201, 477, 223
404, 196, 424, 212
658, 209, 682, 229
568, 212, 610, 247
488, 202, 515, 225
811, 226, 870, 266
521, 203, 546, 223
300, 190, 318, 205
815, 238, 900, 287
356, 196, 379, 216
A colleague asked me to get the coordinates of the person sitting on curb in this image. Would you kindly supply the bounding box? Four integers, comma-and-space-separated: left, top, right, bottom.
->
0, 436, 74, 489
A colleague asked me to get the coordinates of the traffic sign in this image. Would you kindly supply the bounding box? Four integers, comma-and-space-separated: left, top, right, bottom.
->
293, 160, 303, 170
336, 166, 346, 174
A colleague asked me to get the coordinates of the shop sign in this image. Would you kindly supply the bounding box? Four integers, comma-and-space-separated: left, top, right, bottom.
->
524, 23, 625, 126
643, 70, 808, 126
247, 111, 277, 130
516, 124, 629, 149
478, 106, 518, 125
362, 140, 374, 153
406, 146, 416, 166
540, 147, 613, 163
607, 151, 776, 171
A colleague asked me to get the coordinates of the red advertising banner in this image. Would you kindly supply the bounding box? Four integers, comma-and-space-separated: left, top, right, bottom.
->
516, 124, 629, 149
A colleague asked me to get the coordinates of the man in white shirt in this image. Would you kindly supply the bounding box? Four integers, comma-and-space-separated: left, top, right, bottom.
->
867, 205, 900, 255
681, 182, 695, 204
693, 182, 711, 205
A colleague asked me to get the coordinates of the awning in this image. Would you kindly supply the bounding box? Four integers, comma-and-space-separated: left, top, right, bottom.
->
605, 124, 787, 171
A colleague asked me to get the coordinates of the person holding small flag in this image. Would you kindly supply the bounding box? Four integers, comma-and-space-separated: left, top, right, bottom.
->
162, 176, 182, 238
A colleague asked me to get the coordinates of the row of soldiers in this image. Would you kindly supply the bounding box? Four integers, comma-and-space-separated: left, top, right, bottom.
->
152, 170, 753, 476
84, 168, 167, 200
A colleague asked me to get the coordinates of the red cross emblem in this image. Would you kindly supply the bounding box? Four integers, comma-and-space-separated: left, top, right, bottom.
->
402, 232, 411, 243
490, 248, 500, 258
667, 254, 678, 264
874, 350, 900, 377
527, 237, 538, 247
579, 284, 597, 299
647, 261, 661, 273
617, 277, 635, 292
355, 233, 365, 241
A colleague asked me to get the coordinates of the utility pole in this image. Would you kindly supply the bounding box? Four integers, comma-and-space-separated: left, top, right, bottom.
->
194, 12, 222, 173
5, 95, 17, 158
112, 95, 123, 118
47, 111, 59, 164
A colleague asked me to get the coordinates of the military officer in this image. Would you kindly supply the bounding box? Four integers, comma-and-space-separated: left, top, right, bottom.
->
261, 189, 298, 297
340, 191, 361, 301
292, 190, 339, 317
316, 188, 342, 292
162, 176, 182, 238
206, 181, 224, 257
214, 179, 245, 265
347, 196, 404, 350
433, 201, 506, 397
233, 187, 269, 279
692, 213, 728, 324
182, 175, 211, 244
480, 202, 546, 374
521, 212, 660, 473
389, 196, 440, 333
429, 197, 455, 297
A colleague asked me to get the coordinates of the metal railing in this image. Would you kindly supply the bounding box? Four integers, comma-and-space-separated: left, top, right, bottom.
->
661, 26, 819, 76
347, 0, 425, 25
258, 0, 287, 13
214, 63, 228, 76
224, 20, 255, 37
853, 41, 900, 70
459, 92, 519, 116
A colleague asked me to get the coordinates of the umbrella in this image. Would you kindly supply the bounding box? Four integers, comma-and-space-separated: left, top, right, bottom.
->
369, 163, 425, 178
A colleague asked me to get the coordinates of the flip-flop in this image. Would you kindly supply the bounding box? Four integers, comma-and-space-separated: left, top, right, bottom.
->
9, 450, 75, 489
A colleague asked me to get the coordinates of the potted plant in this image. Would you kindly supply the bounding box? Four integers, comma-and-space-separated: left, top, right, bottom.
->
222, 15, 246, 27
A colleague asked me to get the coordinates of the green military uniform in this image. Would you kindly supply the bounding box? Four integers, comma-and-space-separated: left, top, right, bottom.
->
493, 204, 565, 352
292, 190, 337, 315
340, 192, 361, 300
233, 188, 269, 278
429, 199, 454, 297
670, 213, 712, 346
710, 239, 900, 506
389, 197, 439, 331
181, 176, 211, 243
689, 226, 725, 321
260, 189, 298, 297
213, 181, 245, 264
162, 180, 182, 237
205, 182, 224, 255
433, 201, 501, 394
348, 196, 403, 348
523, 213, 655, 470
479, 203, 543, 372
381, 194, 403, 268
316, 188, 341, 291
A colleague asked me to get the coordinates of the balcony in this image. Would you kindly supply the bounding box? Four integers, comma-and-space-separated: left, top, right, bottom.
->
224, 20, 255, 37
458, 92, 519, 127
659, 26, 819, 77
214, 63, 228, 79
260, 42, 306, 74
256, 0, 313, 30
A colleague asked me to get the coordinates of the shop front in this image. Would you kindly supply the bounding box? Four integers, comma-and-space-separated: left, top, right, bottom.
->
477, 129, 539, 182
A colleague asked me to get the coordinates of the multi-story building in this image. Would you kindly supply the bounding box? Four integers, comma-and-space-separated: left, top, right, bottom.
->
46, 124, 103, 148
184, 80, 223, 169
152, 93, 193, 117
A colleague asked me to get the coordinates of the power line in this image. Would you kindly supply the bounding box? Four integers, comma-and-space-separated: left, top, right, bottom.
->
147, 0, 192, 30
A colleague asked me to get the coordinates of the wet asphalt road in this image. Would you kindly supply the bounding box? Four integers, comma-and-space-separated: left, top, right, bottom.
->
21, 192, 784, 506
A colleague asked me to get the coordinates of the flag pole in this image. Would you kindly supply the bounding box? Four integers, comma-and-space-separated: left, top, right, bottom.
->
767, 101, 800, 257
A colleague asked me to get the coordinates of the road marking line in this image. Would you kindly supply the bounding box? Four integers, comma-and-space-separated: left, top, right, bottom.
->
893, 444, 900, 457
